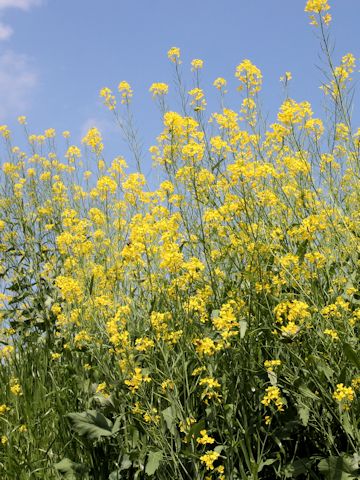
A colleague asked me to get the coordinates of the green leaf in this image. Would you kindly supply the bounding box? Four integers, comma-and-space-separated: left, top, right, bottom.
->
268, 370, 277, 386
297, 404, 310, 427
258, 458, 277, 473
239, 320, 248, 339
120, 454, 132, 471
54, 458, 88, 479
162, 406, 176, 434
109, 472, 121, 480
298, 385, 320, 400
188, 418, 205, 440
343, 343, 360, 369
145, 451, 163, 476
112, 415, 122, 435
67, 410, 114, 440
296, 240, 308, 261
341, 412, 355, 439
318, 455, 359, 479
88, 274, 94, 295
283, 458, 313, 478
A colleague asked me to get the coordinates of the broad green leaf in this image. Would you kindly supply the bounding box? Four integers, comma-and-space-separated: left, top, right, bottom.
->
318, 455, 359, 479
67, 410, 114, 440
120, 454, 132, 471
54, 457, 88, 479
162, 405, 176, 434
283, 458, 312, 478
145, 451, 163, 476
109, 472, 121, 480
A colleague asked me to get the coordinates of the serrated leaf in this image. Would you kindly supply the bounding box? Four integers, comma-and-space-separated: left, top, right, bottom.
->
67, 410, 114, 440
145, 451, 163, 476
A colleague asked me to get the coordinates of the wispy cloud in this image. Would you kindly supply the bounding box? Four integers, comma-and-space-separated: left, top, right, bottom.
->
0, 51, 38, 120
0, 0, 42, 11
80, 116, 118, 140
0, 0, 42, 41
0, 20, 12, 39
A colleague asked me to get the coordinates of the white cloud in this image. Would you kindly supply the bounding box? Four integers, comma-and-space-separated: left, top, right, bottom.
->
0, 51, 38, 120
0, 0, 42, 11
80, 116, 117, 140
0, 20, 12, 39
0, 0, 42, 42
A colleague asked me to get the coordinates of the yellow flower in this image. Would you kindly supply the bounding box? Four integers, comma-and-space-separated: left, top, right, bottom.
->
149, 82, 169, 96
135, 337, 155, 352
261, 386, 285, 412
44, 128, 56, 138
305, 0, 330, 14
167, 46, 181, 63
194, 337, 218, 356
65, 145, 81, 161
100, 87, 117, 110
118, 80, 133, 104
333, 384, 355, 410
197, 430, 215, 445
192, 366, 206, 376
235, 59, 262, 94
124, 368, 151, 393
10, 378, 22, 396
161, 379, 175, 392
264, 360, 281, 372
96, 382, 107, 394
351, 377, 360, 391
82, 127, 104, 154
323, 329, 339, 340
191, 59, 204, 71
0, 345, 14, 359
200, 450, 220, 470
280, 71, 292, 83
188, 88, 206, 111
213, 77, 227, 90
0, 404, 9, 415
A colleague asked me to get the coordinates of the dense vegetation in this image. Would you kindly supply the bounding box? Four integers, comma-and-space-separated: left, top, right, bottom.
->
0, 1, 359, 478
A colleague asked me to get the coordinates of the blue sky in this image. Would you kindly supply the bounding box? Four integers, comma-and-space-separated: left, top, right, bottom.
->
0, 0, 359, 172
